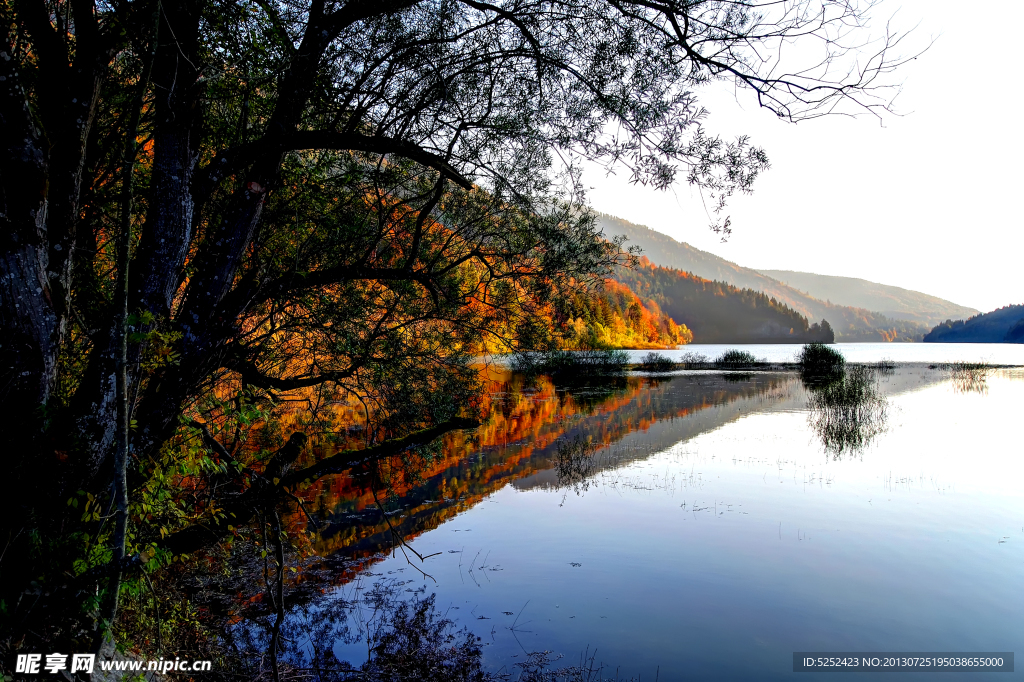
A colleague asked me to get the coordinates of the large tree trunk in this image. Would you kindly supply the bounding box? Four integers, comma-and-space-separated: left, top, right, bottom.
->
127, 5, 336, 467
0, 37, 59, 423
131, 0, 203, 319
0, 15, 108, 496
68, 0, 207, 489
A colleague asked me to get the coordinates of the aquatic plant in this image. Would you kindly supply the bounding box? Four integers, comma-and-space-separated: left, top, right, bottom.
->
511, 648, 643, 682
943, 361, 992, 394
873, 358, 897, 375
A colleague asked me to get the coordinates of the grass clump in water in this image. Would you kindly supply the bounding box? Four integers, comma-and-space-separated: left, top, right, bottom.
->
639, 352, 677, 372
873, 358, 896, 375
942, 361, 992, 394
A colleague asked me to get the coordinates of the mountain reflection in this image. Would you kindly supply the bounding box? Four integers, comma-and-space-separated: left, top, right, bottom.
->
289, 371, 799, 578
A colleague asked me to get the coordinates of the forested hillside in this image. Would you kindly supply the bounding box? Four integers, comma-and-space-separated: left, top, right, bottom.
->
541, 281, 693, 350
598, 214, 931, 341
613, 259, 834, 343
924, 305, 1024, 343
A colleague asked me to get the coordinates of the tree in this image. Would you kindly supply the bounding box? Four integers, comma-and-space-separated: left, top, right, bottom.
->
0, 0, 911, 654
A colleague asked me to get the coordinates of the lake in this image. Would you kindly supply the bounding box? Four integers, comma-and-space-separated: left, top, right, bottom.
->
270, 345, 1024, 680
628, 342, 1024, 365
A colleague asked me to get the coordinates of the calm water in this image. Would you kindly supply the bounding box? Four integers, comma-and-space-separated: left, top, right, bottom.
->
624, 342, 1024, 365
276, 347, 1024, 680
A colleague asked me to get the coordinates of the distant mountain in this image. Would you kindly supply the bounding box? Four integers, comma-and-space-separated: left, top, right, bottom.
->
613, 260, 834, 344
755, 270, 978, 326
597, 213, 927, 342
923, 305, 1024, 343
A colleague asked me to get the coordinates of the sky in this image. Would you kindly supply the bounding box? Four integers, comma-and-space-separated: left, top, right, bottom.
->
580, 0, 1024, 314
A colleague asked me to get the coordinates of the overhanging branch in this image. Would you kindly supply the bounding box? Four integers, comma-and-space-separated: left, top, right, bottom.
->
193, 130, 473, 204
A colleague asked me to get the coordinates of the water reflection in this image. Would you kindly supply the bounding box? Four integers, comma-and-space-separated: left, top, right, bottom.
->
230, 579, 491, 682
555, 435, 597, 498
253, 365, 1022, 680
805, 366, 888, 457
946, 362, 993, 394
234, 577, 635, 682
270, 366, 1024, 679
290, 367, 967, 571
292, 372, 799, 579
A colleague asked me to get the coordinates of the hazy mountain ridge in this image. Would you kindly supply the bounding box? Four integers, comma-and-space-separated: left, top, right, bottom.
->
923, 305, 1024, 343
597, 213, 939, 342
755, 270, 978, 326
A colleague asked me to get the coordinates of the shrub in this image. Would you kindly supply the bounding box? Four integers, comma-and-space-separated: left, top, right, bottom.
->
798, 342, 846, 373
678, 351, 711, 369
640, 352, 677, 372
714, 349, 760, 367
512, 349, 629, 377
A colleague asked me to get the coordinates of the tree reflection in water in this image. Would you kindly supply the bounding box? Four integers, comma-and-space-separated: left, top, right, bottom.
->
229, 579, 640, 681
228, 580, 487, 681
805, 366, 889, 458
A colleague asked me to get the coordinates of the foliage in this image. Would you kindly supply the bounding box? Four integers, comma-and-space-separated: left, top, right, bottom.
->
873, 358, 897, 374
1007, 318, 1024, 343
553, 280, 693, 350
362, 591, 488, 682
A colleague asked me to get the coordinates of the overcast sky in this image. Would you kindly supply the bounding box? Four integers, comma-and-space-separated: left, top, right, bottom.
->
581, 0, 1023, 314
